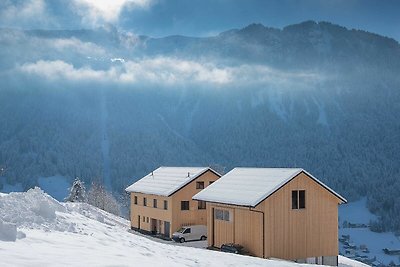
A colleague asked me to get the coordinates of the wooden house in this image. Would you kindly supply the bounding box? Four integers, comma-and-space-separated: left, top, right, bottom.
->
193, 168, 346, 266
126, 167, 220, 238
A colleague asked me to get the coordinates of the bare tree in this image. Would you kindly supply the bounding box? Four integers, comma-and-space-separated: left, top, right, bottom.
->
87, 182, 120, 216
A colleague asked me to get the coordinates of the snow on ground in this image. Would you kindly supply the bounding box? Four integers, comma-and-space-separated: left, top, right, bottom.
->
338, 256, 369, 267
339, 198, 400, 266
38, 175, 71, 201
0, 187, 335, 267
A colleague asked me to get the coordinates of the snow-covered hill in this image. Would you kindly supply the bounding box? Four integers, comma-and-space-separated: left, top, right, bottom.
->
0, 188, 365, 267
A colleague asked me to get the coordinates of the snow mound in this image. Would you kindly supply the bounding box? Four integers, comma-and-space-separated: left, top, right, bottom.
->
0, 187, 66, 230
0, 220, 17, 241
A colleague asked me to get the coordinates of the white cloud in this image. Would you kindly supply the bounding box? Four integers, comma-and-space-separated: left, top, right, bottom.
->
0, 0, 48, 27
50, 38, 106, 56
20, 60, 107, 81
18, 57, 324, 88
71, 0, 153, 26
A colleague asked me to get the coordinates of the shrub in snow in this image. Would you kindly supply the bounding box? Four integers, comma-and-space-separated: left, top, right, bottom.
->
87, 182, 121, 216
65, 177, 86, 203
0, 220, 17, 241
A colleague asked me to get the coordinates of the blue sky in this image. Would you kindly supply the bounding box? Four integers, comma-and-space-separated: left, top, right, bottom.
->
1, 0, 399, 41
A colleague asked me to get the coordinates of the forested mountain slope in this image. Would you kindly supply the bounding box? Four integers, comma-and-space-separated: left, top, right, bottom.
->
0, 21, 399, 231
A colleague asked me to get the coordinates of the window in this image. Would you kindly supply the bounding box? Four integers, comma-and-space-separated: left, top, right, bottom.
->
299, 190, 306, 209
181, 201, 189, 210
292, 191, 298, 209
164, 200, 168, 210
196, 181, 204, 189
215, 209, 223, 220
292, 190, 306, 209
223, 210, 230, 221
143, 197, 147, 206
214, 209, 230, 221
153, 199, 157, 208
183, 228, 191, 234
143, 216, 145, 222
146, 217, 149, 223
209, 181, 214, 185
134, 196, 138, 205
198, 200, 206, 210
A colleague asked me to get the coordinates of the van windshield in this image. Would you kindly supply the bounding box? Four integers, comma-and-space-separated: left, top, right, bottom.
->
177, 227, 187, 233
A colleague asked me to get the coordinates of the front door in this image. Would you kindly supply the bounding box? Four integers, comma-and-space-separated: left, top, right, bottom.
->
164, 221, 170, 237
213, 208, 234, 247
151, 219, 157, 234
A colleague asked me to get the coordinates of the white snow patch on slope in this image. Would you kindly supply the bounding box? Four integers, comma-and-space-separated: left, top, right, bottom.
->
267, 91, 287, 121
0, 188, 331, 267
312, 97, 329, 127
338, 255, 369, 267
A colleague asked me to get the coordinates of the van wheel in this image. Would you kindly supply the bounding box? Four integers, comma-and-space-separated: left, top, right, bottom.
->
200, 236, 206, 241
179, 238, 185, 243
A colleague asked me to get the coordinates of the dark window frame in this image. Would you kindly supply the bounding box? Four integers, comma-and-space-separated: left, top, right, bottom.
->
299, 190, 306, 209
214, 209, 230, 221
164, 200, 168, 210
292, 190, 306, 210
181, 201, 190, 210
134, 196, 138, 205
198, 200, 206, 210
196, 181, 205, 189
143, 197, 147, 206
153, 199, 157, 208
292, 190, 298, 209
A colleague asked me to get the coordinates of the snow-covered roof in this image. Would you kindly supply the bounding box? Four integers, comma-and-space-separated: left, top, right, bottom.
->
193, 168, 347, 207
125, 167, 219, 196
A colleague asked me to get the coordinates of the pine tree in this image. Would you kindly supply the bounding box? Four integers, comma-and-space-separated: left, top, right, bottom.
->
65, 177, 86, 202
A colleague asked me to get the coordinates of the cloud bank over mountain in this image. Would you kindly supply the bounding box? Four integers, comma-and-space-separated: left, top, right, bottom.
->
18, 58, 324, 88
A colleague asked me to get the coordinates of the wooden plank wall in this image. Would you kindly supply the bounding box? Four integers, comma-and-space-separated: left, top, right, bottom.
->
207, 203, 263, 257
235, 208, 263, 257
130, 192, 172, 234
260, 172, 340, 260
171, 170, 220, 234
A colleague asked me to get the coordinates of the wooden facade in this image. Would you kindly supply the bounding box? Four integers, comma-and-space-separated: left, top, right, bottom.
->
129, 170, 219, 238
204, 171, 344, 265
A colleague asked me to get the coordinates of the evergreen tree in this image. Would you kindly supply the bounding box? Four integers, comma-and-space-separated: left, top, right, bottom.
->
65, 177, 86, 202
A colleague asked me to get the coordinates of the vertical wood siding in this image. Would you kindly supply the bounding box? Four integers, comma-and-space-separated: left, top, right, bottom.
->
261, 172, 340, 260
171, 170, 219, 234
130, 170, 220, 237
207, 172, 341, 261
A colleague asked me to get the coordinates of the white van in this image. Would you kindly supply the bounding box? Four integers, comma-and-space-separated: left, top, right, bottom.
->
172, 225, 207, 243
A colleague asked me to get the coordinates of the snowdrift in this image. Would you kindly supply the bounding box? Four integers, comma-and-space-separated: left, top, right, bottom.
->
0, 188, 363, 267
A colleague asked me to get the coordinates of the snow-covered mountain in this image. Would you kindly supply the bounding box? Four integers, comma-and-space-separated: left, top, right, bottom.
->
0, 188, 366, 267
0, 21, 399, 232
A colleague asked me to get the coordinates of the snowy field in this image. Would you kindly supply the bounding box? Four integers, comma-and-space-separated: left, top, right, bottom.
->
0, 188, 365, 267
339, 198, 400, 266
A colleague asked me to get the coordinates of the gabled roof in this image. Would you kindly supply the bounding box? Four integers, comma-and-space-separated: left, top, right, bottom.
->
193, 167, 347, 207
125, 167, 220, 197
